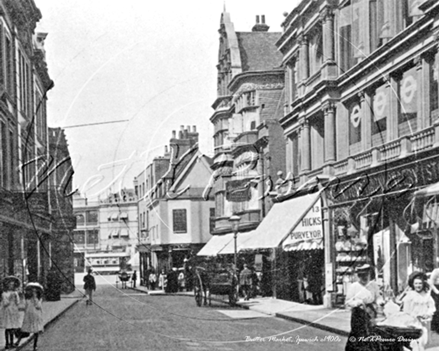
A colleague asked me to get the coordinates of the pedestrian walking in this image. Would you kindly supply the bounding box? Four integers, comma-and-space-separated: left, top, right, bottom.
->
149, 270, 157, 291
178, 271, 185, 292
429, 268, 439, 334
131, 270, 137, 288
158, 269, 167, 291
0, 277, 21, 349
83, 268, 96, 305
15, 283, 44, 351
344, 264, 382, 351
239, 264, 253, 301
399, 272, 435, 351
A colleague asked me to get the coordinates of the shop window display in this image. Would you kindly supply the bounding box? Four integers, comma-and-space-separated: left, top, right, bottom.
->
334, 219, 369, 305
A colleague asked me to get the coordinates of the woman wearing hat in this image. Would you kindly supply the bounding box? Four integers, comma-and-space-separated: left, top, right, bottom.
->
400, 272, 435, 351
0, 277, 21, 349
344, 264, 382, 351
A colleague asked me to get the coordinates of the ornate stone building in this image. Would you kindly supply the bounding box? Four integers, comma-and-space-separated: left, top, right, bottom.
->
273, 0, 438, 305
0, 0, 67, 289
209, 12, 285, 238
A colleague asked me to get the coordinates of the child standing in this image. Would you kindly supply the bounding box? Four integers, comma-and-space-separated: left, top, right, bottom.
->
16, 284, 44, 351
0, 279, 21, 349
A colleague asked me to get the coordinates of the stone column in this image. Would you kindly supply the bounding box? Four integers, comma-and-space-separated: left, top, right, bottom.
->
300, 120, 311, 172
360, 92, 372, 150
387, 74, 399, 141
324, 103, 336, 163
321, 7, 334, 62
299, 35, 310, 82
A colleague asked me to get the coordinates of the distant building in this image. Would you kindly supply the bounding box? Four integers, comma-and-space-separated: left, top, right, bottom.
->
72, 189, 138, 273
135, 126, 215, 283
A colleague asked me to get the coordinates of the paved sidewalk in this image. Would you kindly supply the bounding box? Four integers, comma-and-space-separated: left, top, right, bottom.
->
0, 290, 81, 351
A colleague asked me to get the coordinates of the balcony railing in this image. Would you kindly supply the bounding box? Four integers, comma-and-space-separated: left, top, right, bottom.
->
333, 159, 349, 175
353, 150, 373, 169
410, 126, 436, 152
379, 140, 401, 162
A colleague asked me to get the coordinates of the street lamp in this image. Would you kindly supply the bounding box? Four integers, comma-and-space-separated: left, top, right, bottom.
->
228, 214, 241, 279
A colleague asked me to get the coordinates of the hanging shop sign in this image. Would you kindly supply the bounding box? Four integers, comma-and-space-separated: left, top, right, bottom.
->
226, 179, 253, 202
283, 200, 323, 250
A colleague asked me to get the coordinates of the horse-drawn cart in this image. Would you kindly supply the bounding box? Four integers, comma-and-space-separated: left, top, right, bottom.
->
193, 265, 238, 307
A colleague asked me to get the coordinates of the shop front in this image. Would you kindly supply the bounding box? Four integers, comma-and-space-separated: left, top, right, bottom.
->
325, 153, 439, 306
238, 191, 326, 303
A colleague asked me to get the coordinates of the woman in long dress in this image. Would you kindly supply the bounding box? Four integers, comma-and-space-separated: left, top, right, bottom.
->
345, 264, 381, 351
401, 272, 435, 351
16, 286, 44, 351
0, 281, 21, 349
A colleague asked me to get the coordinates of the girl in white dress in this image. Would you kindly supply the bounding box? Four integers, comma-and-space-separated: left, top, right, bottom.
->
16, 285, 44, 351
0, 281, 21, 349
401, 272, 435, 351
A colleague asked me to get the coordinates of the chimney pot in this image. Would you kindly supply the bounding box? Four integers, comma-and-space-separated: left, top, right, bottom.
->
262, 15, 266, 24
186, 125, 190, 133
192, 125, 196, 132
180, 125, 184, 131
165, 145, 168, 153
179, 130, 183, 139
172, 130, 176, 138
256, 15, 260, 24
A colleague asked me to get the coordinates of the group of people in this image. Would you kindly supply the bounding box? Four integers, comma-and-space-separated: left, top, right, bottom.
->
147, 268, 187, 292
239, 264, 262, 300
345, 264, 438, 351
0, 278, 44, 351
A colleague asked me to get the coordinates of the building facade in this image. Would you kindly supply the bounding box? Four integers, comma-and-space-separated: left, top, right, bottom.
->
72, 189, 138, 273
273, 0, 438, 305
135, 126, 215, 284
48, 127, 75, 293
0, 0, 70, 289
209, 12, 286, 236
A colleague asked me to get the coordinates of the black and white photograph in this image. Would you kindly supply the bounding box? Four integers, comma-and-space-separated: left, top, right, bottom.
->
0, 0, 438, 350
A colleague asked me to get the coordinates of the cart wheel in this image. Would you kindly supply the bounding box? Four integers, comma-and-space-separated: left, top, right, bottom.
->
195, 288, 203, 307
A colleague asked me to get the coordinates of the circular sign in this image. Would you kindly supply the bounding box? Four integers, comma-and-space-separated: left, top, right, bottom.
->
350, 104, 361, 128
401, 74, 417, 104
374, 90, 387, 119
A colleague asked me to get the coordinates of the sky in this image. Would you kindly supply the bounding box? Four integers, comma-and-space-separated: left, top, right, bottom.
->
35, 0, 299, 199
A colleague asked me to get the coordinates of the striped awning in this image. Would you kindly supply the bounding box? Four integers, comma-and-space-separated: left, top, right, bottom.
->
284, 238, 324, 252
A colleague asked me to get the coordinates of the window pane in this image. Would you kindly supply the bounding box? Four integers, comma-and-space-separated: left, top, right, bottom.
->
76, 214, 85, 226
398, 66, 418, 136
209, 208, 215, 233
86, 211, 98, 225
173, 209, 187, 233
74, 231, 85, 244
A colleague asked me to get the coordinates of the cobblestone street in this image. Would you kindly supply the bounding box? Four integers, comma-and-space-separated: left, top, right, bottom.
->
19, 285, 347, 350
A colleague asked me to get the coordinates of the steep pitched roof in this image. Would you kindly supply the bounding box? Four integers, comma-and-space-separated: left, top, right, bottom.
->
236, 32, 283, 72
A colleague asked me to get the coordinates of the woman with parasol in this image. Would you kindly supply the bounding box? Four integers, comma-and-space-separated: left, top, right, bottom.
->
15, 282, 44, 351
0, 276, 21, 349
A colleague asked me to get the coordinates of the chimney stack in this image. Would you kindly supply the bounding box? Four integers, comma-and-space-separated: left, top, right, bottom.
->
252, 14, 269, 32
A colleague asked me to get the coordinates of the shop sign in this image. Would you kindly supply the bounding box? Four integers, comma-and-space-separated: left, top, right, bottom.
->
226, 179, 252, 202
328, 157, 439, 204
283, 200, 323, 247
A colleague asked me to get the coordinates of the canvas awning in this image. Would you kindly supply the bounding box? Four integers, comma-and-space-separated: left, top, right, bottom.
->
239, 192, 321, 251
414, 183, 439, 197
218, 231, 255, 255
284, 238, 324, 251
197, 235, 234, 256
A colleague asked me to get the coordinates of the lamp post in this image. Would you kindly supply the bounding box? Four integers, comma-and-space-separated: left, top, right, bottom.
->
229, 215, 241, 289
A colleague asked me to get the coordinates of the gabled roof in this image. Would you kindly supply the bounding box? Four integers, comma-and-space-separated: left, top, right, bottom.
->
236, 32, 283, 72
